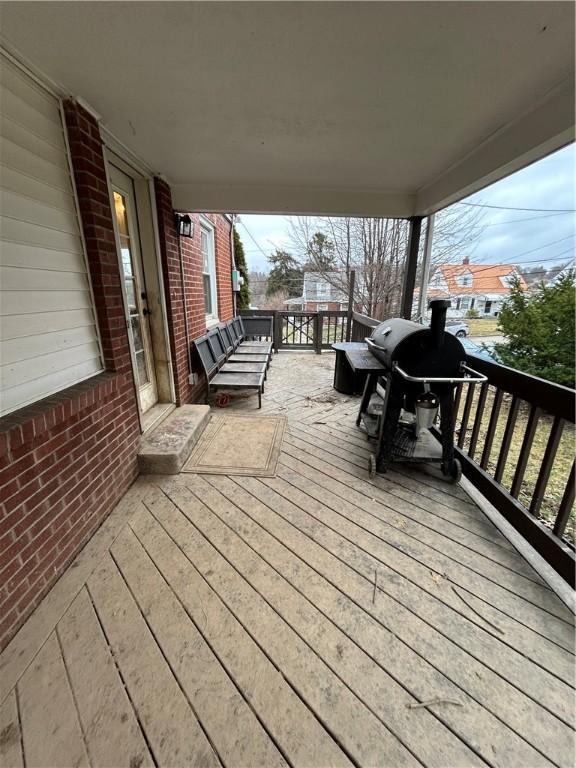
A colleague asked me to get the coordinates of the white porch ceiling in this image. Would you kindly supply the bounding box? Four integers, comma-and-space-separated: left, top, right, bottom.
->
1, 1, 574, 217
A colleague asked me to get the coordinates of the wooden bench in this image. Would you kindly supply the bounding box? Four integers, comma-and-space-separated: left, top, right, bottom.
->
228, 317, 273, 358
220, 323, 271, 368
194, 333, 265, 409
211, 328, 269, 374
236, 316, 274, 353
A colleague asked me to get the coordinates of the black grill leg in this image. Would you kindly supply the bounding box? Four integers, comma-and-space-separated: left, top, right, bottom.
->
357, 373, 377, 427
376, 399, 401, 474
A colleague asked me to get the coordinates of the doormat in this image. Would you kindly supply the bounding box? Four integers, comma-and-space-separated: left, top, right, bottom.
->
182, 414, 286, 477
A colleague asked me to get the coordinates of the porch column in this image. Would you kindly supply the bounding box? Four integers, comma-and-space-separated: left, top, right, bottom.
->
400, 216, 423, 320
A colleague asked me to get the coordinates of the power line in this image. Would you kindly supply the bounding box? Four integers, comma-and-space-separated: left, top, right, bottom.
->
479, 212, 573, 227
237, 221, 271, 261
458, 202, 576, 213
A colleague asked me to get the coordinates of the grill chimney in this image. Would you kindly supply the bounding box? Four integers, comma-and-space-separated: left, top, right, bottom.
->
429, 299, 450, 349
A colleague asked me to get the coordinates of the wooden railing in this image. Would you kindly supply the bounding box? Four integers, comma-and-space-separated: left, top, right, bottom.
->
240, 309, 348, 352
451, 354, 575, 584
350, 311, 380, 341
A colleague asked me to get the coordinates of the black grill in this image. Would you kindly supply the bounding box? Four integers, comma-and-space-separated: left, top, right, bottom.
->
361, 300, 478, 481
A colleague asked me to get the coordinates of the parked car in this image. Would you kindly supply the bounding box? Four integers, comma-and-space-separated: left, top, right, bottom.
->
446, 320, 469, 338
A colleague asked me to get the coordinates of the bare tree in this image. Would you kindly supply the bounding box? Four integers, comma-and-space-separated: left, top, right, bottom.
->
289, 205, 486, 320
427, 203, 486, 269
289, 216, 409, 319
261, 289, 291, 311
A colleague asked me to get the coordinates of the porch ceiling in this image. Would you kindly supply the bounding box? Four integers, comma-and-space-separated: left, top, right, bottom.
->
1, 1, 574, 217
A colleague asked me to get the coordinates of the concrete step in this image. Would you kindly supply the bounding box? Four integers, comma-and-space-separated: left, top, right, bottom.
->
138, 404, 211, 474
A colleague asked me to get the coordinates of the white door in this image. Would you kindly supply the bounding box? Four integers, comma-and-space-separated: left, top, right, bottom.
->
109, 165, 158, 413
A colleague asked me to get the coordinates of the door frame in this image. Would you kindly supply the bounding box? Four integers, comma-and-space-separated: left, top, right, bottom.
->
104, 149, 176, 424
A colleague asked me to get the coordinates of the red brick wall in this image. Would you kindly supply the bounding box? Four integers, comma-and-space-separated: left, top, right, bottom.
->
154, 179, 234, 405
214, 217, 234, 322
0, 102, 140, 652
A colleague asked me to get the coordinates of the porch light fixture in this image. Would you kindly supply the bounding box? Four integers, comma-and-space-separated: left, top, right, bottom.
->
175, 213, 194, 238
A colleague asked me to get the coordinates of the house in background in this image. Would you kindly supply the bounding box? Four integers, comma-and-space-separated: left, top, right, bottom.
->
427, 257, 528, 316
0, 50, 235, 650
285, 271, 347, 312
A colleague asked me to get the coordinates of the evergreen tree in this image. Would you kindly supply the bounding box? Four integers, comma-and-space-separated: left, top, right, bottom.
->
266, 249, 303, 297
233, 227, 250, 310
494, 272, 575, 387
304, 232, 335, 271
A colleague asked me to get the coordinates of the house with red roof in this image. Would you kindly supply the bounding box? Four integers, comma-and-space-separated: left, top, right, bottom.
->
428, 257, 527, 316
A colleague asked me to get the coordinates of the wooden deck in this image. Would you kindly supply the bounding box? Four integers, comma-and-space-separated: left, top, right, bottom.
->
1, 352, 574, 768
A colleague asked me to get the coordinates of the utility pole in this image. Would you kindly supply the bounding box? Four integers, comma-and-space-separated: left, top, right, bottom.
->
417, 214, 435, 322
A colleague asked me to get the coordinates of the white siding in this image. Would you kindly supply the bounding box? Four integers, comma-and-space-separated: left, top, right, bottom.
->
0, 54, 103, 416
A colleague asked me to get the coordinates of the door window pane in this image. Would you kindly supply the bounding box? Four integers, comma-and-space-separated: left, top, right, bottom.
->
130, 314, 144, 353
135, 350, 149, 386
114, 192, 129, 236
125, 278, 137, 310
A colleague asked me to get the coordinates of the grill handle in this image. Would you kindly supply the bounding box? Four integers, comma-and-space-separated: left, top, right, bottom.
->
392, 362, 488, 385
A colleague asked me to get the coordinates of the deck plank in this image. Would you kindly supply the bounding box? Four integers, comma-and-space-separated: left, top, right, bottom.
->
190, 474, 573, 765
282, 433, 509, 544
129, 503, 354, 768
162, 479, 489, 768
141, 483, 420, 768
270, 461, 566, 626
87, 553, 221, 768
284, 430, 575, 643
274, 456, 572, 699
18, 633, 89, 768
110, 525, 289, 768
57, 588, 153, 768
0, 489, 142, 705
315, 419, 476, 504
278, 450, 544, 586
0, 691, 23, 768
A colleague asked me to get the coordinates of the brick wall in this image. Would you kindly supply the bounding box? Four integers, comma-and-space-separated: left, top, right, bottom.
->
154, 179, 234, 405
0, 102, 140, 651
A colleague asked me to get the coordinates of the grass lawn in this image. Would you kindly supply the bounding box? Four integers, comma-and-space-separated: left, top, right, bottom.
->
467, 317, 500, 336
455, 387, 575, 544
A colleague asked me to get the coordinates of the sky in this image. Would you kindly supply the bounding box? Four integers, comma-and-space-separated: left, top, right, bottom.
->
236, 143, 576, 275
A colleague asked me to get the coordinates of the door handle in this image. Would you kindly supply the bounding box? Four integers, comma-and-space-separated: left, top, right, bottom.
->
142, 307, 152, 316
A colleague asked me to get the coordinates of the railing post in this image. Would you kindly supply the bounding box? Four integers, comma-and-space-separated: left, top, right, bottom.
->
314, 313, 322, 354
273, 311, 283, 351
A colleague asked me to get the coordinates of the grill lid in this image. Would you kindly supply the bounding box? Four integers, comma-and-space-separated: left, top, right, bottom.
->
369, 300, 465, 378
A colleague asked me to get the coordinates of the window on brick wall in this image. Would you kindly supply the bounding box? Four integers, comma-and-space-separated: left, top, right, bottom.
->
201, 220, 218, 321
